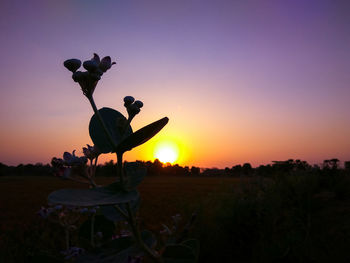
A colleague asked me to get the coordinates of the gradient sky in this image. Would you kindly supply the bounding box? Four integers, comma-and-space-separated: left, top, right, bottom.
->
0, 0, 349, 168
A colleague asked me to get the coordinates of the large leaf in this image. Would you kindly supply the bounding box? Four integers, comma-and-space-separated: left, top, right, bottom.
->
162, 244, 196, 263
48, 183, 139, 206
116, 117, 169, 153
89, 107, 132, 153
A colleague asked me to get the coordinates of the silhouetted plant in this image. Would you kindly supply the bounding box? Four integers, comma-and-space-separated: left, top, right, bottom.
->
44, 53, 199, 263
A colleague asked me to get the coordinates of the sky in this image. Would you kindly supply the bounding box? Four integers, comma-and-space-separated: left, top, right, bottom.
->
0, 0, 349, 168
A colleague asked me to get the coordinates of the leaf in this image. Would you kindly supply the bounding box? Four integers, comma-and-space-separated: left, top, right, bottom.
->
117, 117, 169, 153
89, 107, 132, 153
182, 239, 200, 262
48, 183, 139, 206
124, 162, 147, 190
162, 244, 196, 263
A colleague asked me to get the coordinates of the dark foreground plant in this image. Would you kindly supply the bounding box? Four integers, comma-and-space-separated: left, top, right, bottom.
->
45, 53, 199, 263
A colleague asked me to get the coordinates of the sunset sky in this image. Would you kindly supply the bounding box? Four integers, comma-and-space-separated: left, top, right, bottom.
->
0, 0, 349, 168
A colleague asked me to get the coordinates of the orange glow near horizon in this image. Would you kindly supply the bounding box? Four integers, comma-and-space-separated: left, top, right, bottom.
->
154, 140, 179, 164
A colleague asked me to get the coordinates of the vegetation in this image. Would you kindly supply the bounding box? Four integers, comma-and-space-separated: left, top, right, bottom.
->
1, 165, 350, 262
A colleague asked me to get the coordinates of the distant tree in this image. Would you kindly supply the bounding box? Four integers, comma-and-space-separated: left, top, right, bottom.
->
190, 166, 200, 176
231, 165, 242, 176
329, 158, 340, 169
242, 163, 252, 176
323, 159, 340, 170
345, 161, 350, 172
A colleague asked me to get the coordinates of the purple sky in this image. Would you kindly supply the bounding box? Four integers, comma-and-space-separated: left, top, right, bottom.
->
0, 0, 349, 167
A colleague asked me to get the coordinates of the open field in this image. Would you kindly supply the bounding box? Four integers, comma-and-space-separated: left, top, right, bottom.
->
0, 175, 241, 232
1, 174, 350, 262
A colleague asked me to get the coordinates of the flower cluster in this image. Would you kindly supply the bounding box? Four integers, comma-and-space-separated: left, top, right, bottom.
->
64, 53, 116, 97
51, 150, 93, 188
82, 144, 100, 161
124, 96, 144, 120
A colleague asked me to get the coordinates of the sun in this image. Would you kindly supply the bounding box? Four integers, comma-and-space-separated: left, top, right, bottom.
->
154, 141, 179, 164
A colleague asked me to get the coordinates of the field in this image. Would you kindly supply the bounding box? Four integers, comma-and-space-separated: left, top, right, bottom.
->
1, 174, 350, 262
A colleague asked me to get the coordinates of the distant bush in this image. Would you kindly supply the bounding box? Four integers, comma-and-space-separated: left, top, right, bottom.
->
195, 170, 350, 262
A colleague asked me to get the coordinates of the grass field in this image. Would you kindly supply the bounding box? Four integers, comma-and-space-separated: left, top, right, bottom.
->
1, 174, 350, 262
0, 175, 240, 231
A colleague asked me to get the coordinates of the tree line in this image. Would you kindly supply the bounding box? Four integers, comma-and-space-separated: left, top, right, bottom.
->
1, 158, 349, 177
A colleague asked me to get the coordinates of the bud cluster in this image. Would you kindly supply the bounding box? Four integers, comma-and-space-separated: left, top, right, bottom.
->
64, 53, 116, 97
123, 96, 144, 120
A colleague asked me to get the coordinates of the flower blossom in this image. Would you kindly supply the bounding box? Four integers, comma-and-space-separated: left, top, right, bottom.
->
82, 144, 100, 161
64, 53, 116, 98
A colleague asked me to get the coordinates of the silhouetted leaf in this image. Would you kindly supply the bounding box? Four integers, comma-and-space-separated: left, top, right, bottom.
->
48, 183, 139, 206
89, 107, 132, 153
117, 117, 169, 153
162, 244, 196, 263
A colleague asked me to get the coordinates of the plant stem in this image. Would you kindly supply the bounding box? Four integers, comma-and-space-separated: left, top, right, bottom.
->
126, 203, 162, 263
88, 96, 118, 151
117, 153, 125, 185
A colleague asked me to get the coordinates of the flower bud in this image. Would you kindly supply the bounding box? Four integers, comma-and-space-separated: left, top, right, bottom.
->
99, 56, 116, 72
124, 96, 135, 106
64, 59, 81, 73
134, 100, 143, 108
91, 53, 100, 64
95, 68, 103, 76
83, 60, 99, 72
72, 71, 84, 82
90, 72, 101, 81
127, 104, 141, 116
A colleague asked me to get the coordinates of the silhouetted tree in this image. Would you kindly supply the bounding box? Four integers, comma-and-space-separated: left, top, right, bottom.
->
242, 163, 252, 176
190, 166, 200, 176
